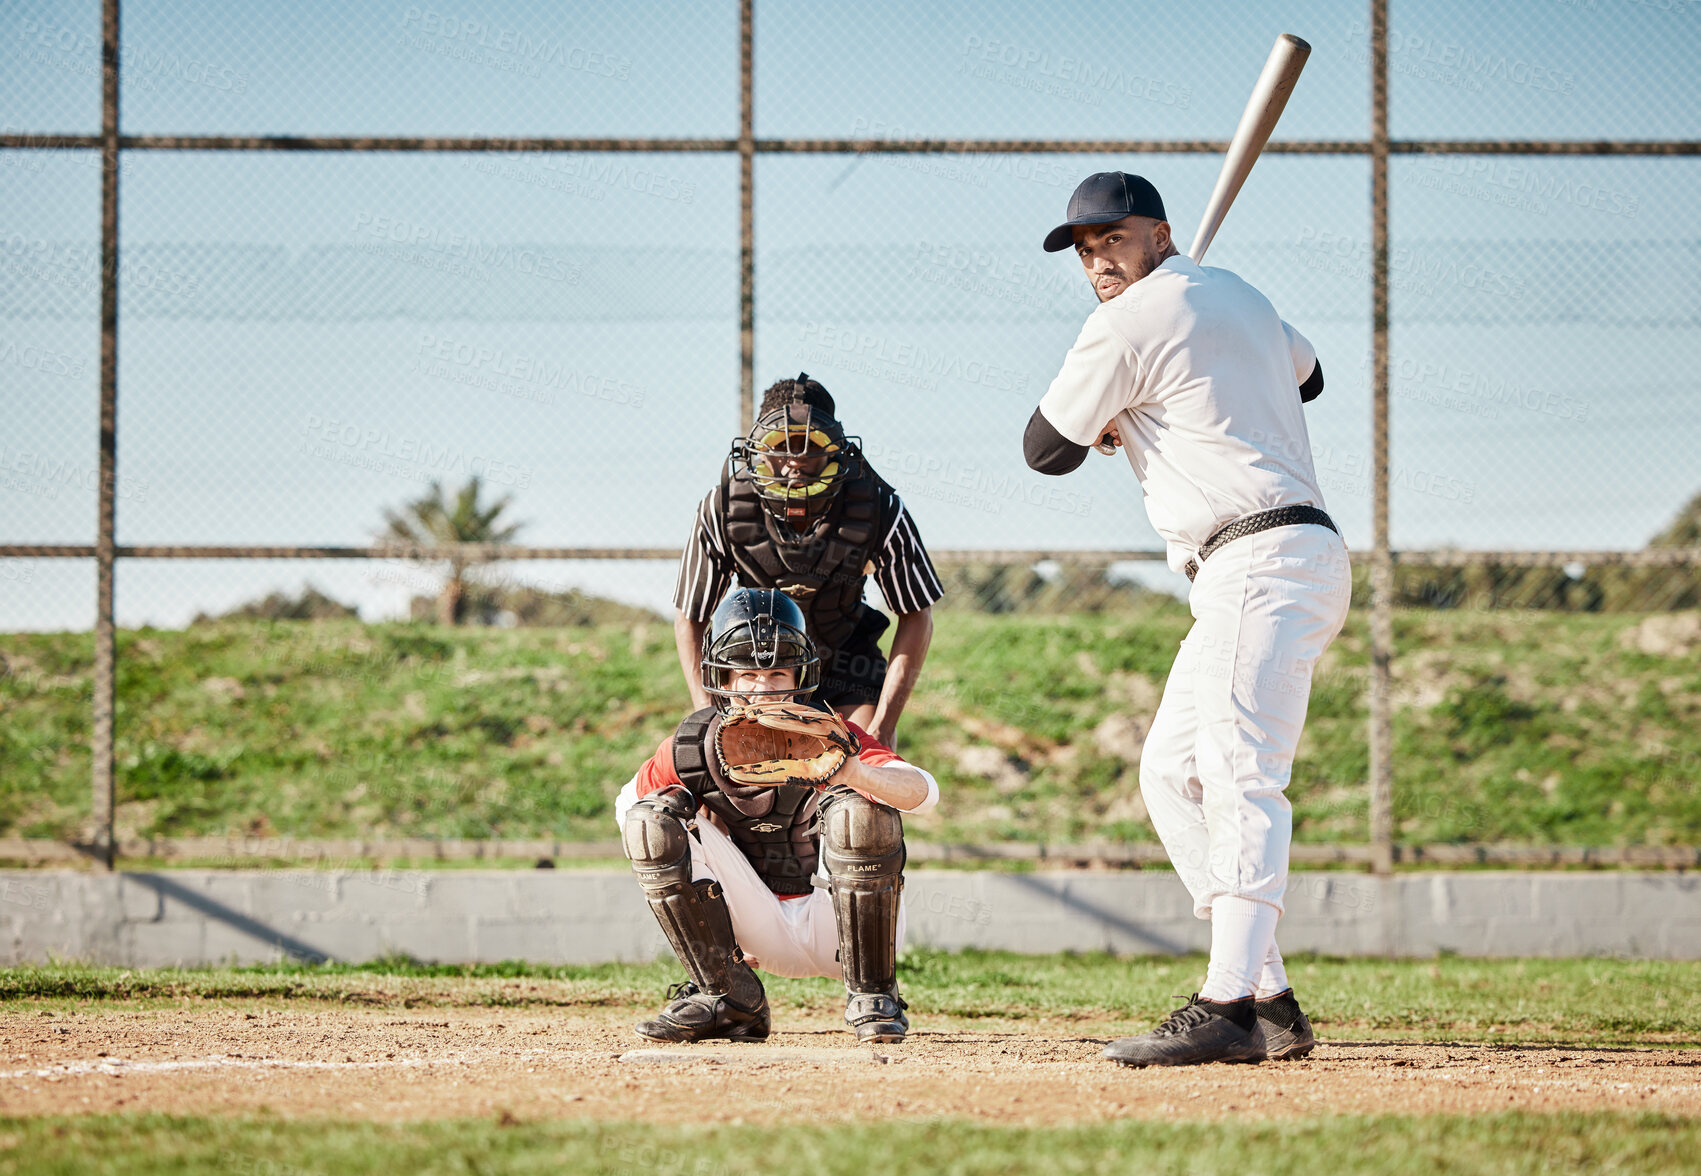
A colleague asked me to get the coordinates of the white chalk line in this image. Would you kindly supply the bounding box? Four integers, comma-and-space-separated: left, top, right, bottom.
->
0, 1046, 578, 1081
1, 1055, 458, 1079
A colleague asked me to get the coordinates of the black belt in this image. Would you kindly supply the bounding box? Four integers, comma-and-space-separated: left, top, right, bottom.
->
1183, 505, 1337, 582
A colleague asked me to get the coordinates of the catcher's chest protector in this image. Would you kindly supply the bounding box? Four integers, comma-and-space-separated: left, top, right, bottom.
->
721, 468, 884, 658
674, 708, 822, 896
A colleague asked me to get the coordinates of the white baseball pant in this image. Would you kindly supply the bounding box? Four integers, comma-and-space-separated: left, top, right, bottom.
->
614, 777, 907, 981
1138, 524, 1351, 997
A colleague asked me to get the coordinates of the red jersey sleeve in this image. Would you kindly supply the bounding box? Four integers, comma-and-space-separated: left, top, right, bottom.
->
847, 723, 904, 767
633, 735, 683, 799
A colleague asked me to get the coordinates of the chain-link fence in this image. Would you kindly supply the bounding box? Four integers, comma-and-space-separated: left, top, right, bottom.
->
2, 0, 1698, 866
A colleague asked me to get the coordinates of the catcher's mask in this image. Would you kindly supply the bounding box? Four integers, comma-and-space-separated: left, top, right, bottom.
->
729, 387, 862, 529
701, 588, 821, 710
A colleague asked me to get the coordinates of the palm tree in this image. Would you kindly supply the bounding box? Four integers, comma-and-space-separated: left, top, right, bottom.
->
379, 477, 523, 625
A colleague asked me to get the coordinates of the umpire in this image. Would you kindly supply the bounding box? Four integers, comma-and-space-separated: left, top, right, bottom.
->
673, 374, 943, 746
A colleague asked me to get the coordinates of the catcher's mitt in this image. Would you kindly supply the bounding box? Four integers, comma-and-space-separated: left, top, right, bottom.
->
714, 701, 860, 787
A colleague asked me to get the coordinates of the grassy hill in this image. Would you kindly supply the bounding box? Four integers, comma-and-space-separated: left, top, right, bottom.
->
3, 604, 1699, 847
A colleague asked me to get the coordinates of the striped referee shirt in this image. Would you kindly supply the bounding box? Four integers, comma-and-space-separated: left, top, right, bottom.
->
674, 483, 944, 622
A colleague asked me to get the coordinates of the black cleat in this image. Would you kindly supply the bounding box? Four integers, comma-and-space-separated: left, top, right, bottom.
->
1255, 988, 1317, 1060
1103, 995, 1267, 1067
634, 980, 770, 1043
845, 989, 909, 1044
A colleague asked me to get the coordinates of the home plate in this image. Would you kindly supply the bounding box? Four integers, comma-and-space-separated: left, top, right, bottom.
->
618, 1047, 886, 1066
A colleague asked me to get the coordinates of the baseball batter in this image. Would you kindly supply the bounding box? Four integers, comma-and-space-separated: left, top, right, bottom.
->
1023, 171, 1350, 1067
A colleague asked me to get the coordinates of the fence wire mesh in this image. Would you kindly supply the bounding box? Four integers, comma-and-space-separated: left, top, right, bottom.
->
1, 0, 1698, 861
109, 149, 737, 552
1381, 0, 1701, 141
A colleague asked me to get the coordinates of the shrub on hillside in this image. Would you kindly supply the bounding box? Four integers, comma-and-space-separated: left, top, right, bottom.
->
1349, 563, 1701, 612
192, 585, 359, 623
407, 583, 662, 627
935, 562, 1158, 614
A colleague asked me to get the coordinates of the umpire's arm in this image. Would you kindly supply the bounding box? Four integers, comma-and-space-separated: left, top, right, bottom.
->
869, 505, 943, 748
673, 490, 735, 712
868, 606, 931, 748
672, 614, 712, 711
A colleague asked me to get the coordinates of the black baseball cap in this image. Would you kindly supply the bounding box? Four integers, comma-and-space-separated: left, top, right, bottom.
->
1042, 172, 1168, 253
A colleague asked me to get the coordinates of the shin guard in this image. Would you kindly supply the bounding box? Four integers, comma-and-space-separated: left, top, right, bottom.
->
820, 792, 906, 994
622, 796, 762, 1009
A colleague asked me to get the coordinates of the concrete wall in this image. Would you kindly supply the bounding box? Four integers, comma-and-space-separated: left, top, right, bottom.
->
3, 870, 1699, 967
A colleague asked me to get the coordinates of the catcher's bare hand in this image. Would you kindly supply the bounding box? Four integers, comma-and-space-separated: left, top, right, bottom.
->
714, 701, 860, 788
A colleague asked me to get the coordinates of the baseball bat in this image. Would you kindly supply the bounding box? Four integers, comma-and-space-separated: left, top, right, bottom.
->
1094, 34, 1310, 455
1187, 33, 1311, 264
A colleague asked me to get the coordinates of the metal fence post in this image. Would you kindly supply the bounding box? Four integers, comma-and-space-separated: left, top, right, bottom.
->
1368, 0, 1394, 876
738, 0, 755, 433
90, 0, 121, 871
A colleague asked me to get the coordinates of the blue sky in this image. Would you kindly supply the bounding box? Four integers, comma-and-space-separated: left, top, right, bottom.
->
3, 0, 1698, 629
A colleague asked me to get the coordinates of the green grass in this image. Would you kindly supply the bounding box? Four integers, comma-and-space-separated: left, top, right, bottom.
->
5, 952, 1698, 1043
2, 1113, 1699, 1175
4, 608, 1700, 846
5, 953, 1698, 1172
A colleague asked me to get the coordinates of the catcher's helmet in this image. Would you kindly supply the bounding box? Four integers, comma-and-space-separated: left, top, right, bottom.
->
701, 587, 821, 709
729, 374, 862, 529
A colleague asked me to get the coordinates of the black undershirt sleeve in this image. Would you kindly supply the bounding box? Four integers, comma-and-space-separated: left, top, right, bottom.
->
1023, 406, 1090, 475
1299, 358, 1325, 403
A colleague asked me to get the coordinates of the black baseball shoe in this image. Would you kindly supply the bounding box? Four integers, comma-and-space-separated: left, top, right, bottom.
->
1255, 988, 1317, 1060
634, 980, 770, 1043
845, 989, 909, 1044
1103, 995, 1267, 1067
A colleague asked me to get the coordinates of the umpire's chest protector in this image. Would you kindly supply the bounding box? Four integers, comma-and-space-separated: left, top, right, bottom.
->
673, 708, 821, 896
720, 470, 885, 658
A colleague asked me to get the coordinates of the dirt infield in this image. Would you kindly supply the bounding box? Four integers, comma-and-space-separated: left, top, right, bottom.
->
3, 1006, 1698, 1124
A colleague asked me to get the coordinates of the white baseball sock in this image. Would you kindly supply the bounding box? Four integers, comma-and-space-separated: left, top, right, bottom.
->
1199, 895, 1280, 1002
1256, 939, 1290, 1000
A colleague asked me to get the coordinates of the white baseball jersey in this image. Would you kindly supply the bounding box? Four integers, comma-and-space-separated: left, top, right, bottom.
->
1037, 254, 1325, 575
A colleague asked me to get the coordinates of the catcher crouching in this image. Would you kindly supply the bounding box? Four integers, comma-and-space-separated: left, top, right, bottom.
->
614, 587, 940, 1045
